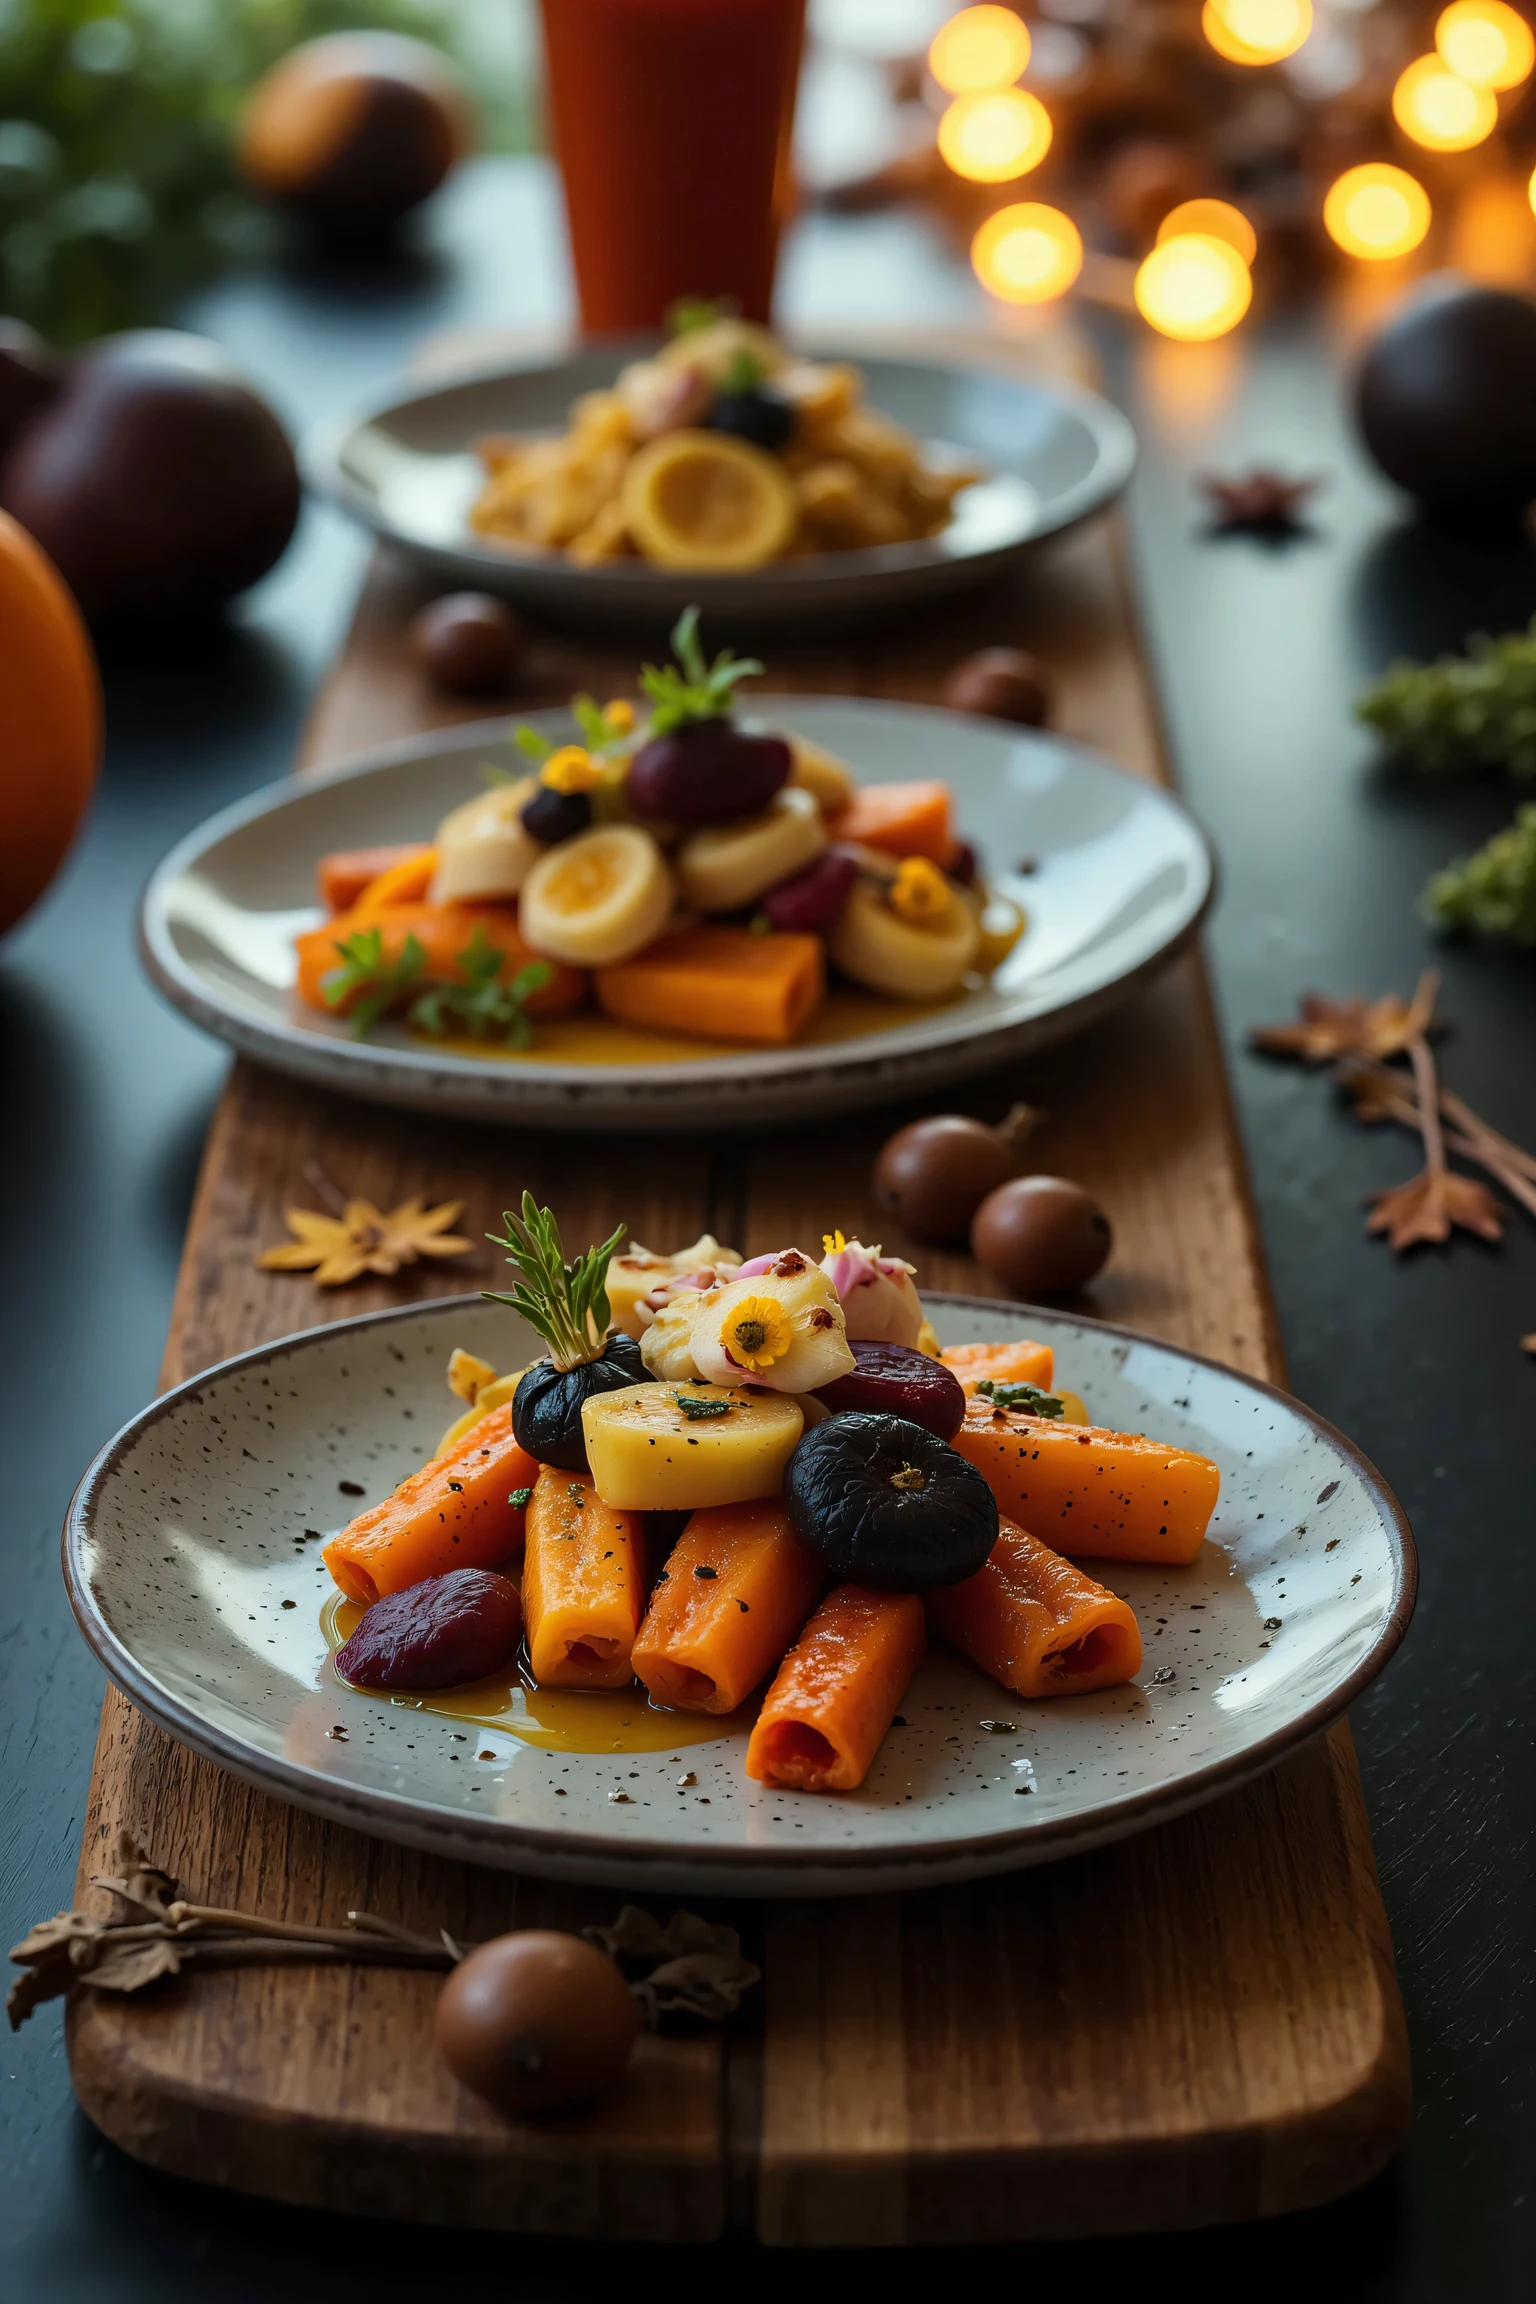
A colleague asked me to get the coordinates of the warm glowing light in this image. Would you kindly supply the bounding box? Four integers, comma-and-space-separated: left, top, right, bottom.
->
1201, 0, 1313, 66
1133, 233, 1253, 339
1323, 162, 1432, 258
937, 88, 1053, 182
1435, 1, 1534, 90
972, 202, 1084, 302
929, 5, 1032, 95
1392, 53, 1499, 148
1157, 199, 1258, 264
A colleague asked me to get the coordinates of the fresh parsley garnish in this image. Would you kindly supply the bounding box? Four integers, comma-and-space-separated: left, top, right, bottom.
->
508, 1486, 533, 1509
720, 347, 765, 393
407, 926, 553, 1047
321, 927, 427, 1039
640, 605, 762, 735
975, 1378, 1065, 1418
485, 1194, 626, 1372
674, 1392, 731, 1420
667, 295, 731, 337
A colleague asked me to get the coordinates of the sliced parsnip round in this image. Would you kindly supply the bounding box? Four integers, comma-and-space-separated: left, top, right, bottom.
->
582, 1381, 803, 1511
519, 824, 675, 966
826, 875, 981, 1000
676, 786, 827, 915
787, 734, 855, 816
431, 780, 542, 903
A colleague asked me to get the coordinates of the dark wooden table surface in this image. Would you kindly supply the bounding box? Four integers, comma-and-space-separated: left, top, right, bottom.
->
2, 159, 1531, 2302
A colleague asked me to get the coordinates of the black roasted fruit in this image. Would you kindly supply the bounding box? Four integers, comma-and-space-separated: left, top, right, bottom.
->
814, 1341, 965, 1441
1355, 277, 1536, 529
784, 1412, 997, 1591
513, 1332, 646, 1471
627, 719, 791, 827
521, 784, 593, 845
0, 330, 300, 623
709, 386, 795, 452
335, 1568, 521, 1690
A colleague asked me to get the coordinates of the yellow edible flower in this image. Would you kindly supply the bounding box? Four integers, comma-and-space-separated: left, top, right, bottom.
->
722, 1294, 792, 1372
822, 1229, 848, 1254
889, 855, 952, 926
541, 745, 602, 795
603, 698, 636, 735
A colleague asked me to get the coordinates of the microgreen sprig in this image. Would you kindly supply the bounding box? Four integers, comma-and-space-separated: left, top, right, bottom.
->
407, 926, 553, 1046
486, 1194, 627, 1371
322, 928, 427, 1039
667, 296, 732, 338
975, 1378, 1065, 1418
640, 606, 763, 736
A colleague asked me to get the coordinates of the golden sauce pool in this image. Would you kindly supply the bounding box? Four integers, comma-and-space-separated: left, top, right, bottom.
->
416, 986, 968, 1067
320, 1592, 755, 1754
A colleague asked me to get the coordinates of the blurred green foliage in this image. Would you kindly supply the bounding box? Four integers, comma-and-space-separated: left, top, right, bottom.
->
0, 0, 531, 344
1424, 803, 1536, 947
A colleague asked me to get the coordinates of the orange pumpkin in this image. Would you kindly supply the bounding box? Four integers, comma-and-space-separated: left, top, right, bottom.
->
0, 509, 100, 935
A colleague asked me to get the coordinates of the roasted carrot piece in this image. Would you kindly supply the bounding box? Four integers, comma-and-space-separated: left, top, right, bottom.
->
522, 1466, 646, 1689
951, 1400, 1219, 1565
295, 901, 587, 1020
926, 1515, 1142, 1697
744, 1584, 925, 1792
830, 780, 956, 867
631, 1498, 824, 1714
322, 1405, 537, 1606
941, 1339, 1055, 1394
317, 845, 431, 916
594, 926, 825, 1045
349, 848, 439, 917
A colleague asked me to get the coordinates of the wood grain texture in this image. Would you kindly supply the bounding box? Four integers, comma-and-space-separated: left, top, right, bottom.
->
66, 330, 1407, 2237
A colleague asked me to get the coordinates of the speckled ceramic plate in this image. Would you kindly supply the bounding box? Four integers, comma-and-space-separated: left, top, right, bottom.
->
137, 698, 1214, 1132
64, 1292, 1414, 1898
302, 345, 1137, 626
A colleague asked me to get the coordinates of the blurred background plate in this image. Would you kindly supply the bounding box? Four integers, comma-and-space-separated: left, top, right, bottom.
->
303, 345, 1136, 625
138, 695, 1214, 1130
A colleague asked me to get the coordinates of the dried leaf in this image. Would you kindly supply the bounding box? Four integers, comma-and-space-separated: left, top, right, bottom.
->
1251, 974, 1439, 1066
1366, 1169, 1504, 1252
84, 1936, 186, 1994
92, 1831, 179, 1919
257, 1195, 471, 1288
583, 1905, 740, 1969
636, 1950, 763, 2024
1336, 1061, 1416, 1127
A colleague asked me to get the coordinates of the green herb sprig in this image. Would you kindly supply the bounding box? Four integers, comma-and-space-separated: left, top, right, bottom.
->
673, 1392, 731, 1420
321, 928, 426, 1039
1424, 803, 1536, 946
975, 1378, 1066, 1418
407, 926, 553, 1046
486, 1195, 626, 1372
1358, 619, 1536, 776
640, 607, 762, 736
667, 296, 731, 338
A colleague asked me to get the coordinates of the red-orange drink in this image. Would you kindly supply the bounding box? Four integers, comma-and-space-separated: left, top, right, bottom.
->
539, 0, 806, 332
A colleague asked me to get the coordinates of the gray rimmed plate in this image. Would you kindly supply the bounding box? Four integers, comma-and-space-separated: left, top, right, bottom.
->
302, 345, 1137, 626
138, 697, 1215, 1132
64, 1291, 1415, 1900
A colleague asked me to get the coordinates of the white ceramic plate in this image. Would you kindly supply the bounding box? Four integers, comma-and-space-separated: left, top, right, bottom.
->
303, 346, 1137, 626
138, 699, 1214, 1131
64, 1292, 1415, 1899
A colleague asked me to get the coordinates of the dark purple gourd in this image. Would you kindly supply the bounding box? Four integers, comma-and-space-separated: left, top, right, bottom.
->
513, 1330, 645, 1471
335, 1569, 521, 1690
783, 1412, 997, 1591
626, 603, 789, 826
814, 1340, 965, 1441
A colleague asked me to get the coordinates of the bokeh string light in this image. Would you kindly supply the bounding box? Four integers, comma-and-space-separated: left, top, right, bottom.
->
1392, 53, 1499, 148
1323, 162, 1433, 258
971, 202, 1084, 301
1156, 199, 1258, 263
937, 86, 1053, 181
1133, 233, 1253, 339
1201, 0, 1314, 67
928, 6, 1032, 96
1434, 1, 1535, 91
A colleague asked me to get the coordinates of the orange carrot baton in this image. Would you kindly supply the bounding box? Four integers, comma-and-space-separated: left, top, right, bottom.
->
323, 1404, 537, 1605
632, 1498, 824, 1714
926, 1516, 1142, 1697
744, 1585, 925, 1792
941, 1339, 1055, 1394
521, 1466, 646, 1689
317, 845, 433, 916
951, 1399, 1220, 1566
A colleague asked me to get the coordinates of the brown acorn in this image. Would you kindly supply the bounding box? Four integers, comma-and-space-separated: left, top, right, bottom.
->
239, 32, 474, 237
943, 648, 1053, 728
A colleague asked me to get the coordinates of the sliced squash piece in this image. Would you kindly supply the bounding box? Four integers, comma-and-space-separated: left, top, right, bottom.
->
621, 429, 797, 571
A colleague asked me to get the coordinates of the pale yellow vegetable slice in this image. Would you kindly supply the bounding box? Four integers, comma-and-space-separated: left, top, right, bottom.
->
430, 779, 541, 903
676, 786, 827, 915
788, 735, 855, 816
827, 875, 981, 1000
582, 1382, 803, 1512
621, 430, 797, 572
518, 824, 674, 966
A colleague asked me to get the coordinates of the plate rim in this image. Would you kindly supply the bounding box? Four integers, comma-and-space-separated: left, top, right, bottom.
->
62, 1288, 1417, 1891
301, 340, 1139, 590
136, 696, 1217, 1099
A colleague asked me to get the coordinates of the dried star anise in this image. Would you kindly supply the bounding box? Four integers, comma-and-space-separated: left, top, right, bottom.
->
1199, 469, 1322, 536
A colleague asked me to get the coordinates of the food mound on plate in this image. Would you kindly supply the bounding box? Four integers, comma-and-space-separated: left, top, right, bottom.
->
295, 608, 1026, 1054
321, 1202, 1222, 1795
467, 305, 982, 570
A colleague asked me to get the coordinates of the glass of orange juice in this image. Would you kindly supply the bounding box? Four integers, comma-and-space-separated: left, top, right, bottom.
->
538, 0, 807, 333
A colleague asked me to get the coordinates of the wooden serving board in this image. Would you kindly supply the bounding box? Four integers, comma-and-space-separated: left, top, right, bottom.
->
65, 334, 1409, 2241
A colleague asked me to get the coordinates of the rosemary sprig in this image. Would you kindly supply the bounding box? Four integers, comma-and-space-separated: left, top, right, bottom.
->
321, 928, 427, 1039
639, 606, 762, 736
486, 1194, 626, 1370
407, 927, 553, 1047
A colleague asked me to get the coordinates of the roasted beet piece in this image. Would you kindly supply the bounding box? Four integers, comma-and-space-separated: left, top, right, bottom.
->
814, 1340, 965, 1440
335, 1568, 522, 1691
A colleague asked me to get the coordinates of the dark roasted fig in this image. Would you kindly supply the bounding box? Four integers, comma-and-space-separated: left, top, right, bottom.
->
627, 719, 790, 827
760, 847, 858, 933
783, 1411, 997, 1591
814, 1341, 965, 1441
708, 386, 795, 452
512, 1332, 646, 1471
335, 1568, 521, 1690
521, 784, 592, 845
